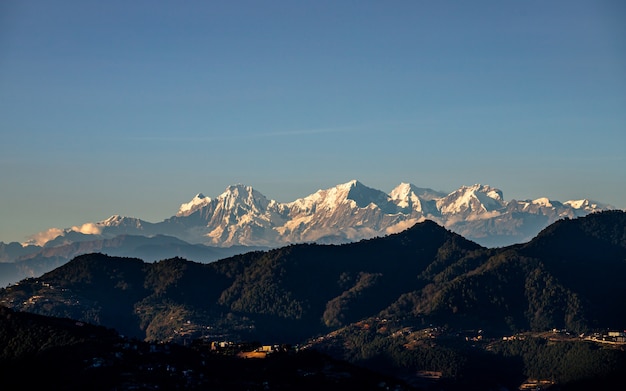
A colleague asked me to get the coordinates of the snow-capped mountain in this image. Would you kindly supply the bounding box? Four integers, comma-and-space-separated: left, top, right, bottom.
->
22, 180, 614, 249
389, 183, 445, 215
279, 180, 405, 244
436, 184, 505, 216
176, 193, 212, 216
162, 184, 288, 246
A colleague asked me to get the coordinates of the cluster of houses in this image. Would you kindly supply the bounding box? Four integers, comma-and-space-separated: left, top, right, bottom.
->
499, 329, 626, 345
585, 330, 626, 344
551, 328, 626, 344
204, 340, 295, 359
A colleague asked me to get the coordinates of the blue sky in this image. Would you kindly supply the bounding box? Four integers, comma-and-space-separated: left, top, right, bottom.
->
1, 0, 625, 243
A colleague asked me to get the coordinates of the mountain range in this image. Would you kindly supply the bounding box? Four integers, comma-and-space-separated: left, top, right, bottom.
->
0, 180, 614, 288
2, 210, 625, 389
14, 180, 614, 249
2, 211, 624, 342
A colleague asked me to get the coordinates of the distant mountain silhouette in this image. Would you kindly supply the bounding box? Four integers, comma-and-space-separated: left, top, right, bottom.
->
0, 235, 266, 288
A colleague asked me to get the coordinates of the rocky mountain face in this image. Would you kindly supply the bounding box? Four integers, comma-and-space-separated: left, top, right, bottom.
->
22, 180, 611, 249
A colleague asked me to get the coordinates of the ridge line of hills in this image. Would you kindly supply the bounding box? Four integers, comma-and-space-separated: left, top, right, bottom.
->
2, 210, 625, 389
1, 180, 617, 287
2, 211, 624, 342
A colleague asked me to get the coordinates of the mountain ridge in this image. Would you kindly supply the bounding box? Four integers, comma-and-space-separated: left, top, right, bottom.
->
3, 211, 624, 344
16, 180, 614, 250
0, 235, 267, 288
2, 211, 625, 389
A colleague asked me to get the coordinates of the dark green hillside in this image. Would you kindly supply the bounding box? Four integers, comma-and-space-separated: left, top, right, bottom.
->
213, 220, 483, 341
311, 317, 626, 390
1, 214, 626, 389
24, 253, 149, 337
519, 210, 626, 329
525, 210, 626, 251
43, 253, 146, 291
0, 221, 482, 342
384, 252, 586, 333
1, 213, 624, 342
380, 211, 626, 334
489, 336, 626, 388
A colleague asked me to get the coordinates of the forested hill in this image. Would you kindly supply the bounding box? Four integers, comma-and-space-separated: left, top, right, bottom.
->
381, 210, 626, 333
1, 211, 625, 344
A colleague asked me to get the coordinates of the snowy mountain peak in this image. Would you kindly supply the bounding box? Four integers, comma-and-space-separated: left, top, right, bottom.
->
98, 215, 144, 229
390, 183, 447, 202
223, 184, 253, 193
101, 215, 125, 226
220, 184, 263, 201
564, 199, 609, 211
289, 181, 357, 212
216, 184, 271, 213
564, 199, 588, 209
339, 179, 360, 188
389, 183, 423, 211
464, 184, 503, 201
532, 197, 553, 207
389, 183, 413, 199
176, 185, 274, 218
177, 193, 212, 216
332, 179, 364, 196
345, 180, 392, 209
287, 179, 389, 213
437, 184, 505, 215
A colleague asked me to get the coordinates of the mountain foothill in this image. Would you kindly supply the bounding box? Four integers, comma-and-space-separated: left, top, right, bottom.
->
1, 210, 625, 389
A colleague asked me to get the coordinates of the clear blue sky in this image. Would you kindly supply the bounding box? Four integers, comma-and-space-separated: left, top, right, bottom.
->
1, 0, 625, 243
